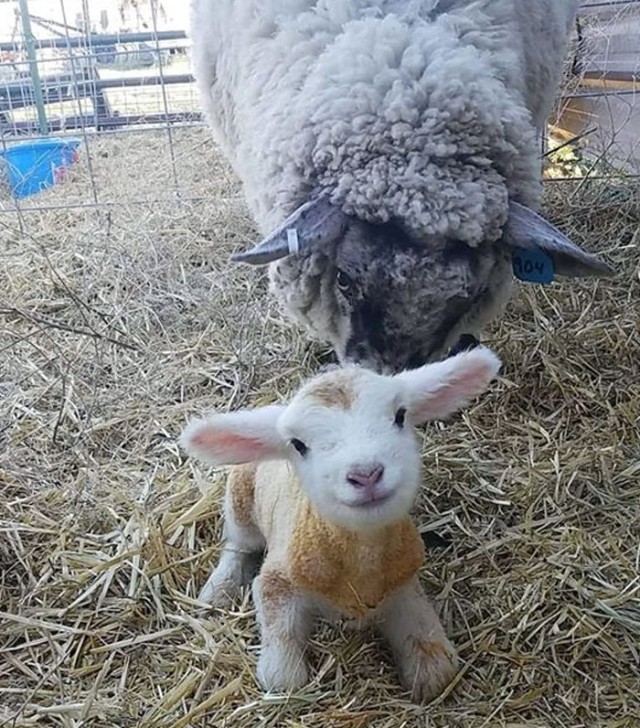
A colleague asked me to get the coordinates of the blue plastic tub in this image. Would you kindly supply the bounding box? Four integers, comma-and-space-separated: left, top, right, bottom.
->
0, 137, 81, 198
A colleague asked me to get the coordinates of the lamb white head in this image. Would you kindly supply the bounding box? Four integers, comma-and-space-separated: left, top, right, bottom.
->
180, 347, 501, 531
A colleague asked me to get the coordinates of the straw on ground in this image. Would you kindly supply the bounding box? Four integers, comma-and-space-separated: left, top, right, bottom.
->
1, 126, 639, 727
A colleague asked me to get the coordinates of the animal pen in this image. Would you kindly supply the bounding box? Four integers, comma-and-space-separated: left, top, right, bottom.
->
0, 0, 638, 724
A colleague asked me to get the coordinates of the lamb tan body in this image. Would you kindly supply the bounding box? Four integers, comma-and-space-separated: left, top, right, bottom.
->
203, 459, 456, 702
180, 348, 502, 701
241, 459, 425, 619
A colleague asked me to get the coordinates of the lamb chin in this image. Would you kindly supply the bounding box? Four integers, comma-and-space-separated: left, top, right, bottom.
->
343, 497, 408, 530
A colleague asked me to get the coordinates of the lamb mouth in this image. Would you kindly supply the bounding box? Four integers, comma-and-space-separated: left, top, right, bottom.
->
349, 492, 393, 509
447, 334, 479, 358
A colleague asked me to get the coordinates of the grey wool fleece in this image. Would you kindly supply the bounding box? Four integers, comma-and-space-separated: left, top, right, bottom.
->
191, 0, 578, 247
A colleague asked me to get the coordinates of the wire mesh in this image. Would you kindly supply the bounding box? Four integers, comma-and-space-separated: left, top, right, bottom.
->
551, 0, 640, 179
0, 0, 638, 219
0, 0, 201, 217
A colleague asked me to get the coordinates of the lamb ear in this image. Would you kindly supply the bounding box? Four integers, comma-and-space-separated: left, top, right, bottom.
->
505, 201, 615, 278
231, 192, 349, 265
179, 405, 287, 466
396, 347, 501, 424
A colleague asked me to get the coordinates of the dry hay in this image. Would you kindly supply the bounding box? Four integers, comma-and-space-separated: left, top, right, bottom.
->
0, 126, 639, 728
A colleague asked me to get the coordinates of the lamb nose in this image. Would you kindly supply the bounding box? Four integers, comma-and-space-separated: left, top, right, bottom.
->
346, 464, 385, 489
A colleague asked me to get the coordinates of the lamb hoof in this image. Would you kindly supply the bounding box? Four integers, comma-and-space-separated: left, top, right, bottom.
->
197, 579, 238, 610
197, 551, 263, 611
257, 647, 309, 693
197, 566, 244, 609
401, 638, 459, 704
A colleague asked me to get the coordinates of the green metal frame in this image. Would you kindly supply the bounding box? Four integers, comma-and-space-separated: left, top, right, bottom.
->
18, 0, 49, 135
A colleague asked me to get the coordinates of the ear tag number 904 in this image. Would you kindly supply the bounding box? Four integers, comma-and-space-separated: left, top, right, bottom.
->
512, 248, 555, 284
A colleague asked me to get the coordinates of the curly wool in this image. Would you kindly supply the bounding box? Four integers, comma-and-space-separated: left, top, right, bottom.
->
193, 0, 575, 245
298, 13, 540, 244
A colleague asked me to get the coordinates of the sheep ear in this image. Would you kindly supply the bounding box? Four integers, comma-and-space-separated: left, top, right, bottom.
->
396, 347, 501, 424
231, 192, 349, 265
505, 201, 615, 280
179, 405, 286, 466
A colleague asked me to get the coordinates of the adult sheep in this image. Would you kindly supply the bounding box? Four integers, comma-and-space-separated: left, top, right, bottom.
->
191, 0, 614, 372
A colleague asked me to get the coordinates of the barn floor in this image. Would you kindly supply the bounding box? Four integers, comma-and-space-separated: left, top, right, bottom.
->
1, 127, 639, 727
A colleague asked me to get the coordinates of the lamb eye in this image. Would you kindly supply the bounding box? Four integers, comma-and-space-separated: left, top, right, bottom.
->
336, 269, 354, 293
290, 438, 308, 456
394, 407, 406, 428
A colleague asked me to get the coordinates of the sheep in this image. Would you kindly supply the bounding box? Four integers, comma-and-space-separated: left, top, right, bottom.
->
180, 346, 501, 702
190, 0, 614, 372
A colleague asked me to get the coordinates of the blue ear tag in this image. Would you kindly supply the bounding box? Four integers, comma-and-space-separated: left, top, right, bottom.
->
512, 247, 555, 284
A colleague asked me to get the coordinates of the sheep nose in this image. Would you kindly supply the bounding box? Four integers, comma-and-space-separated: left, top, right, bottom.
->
346, 463, 385, 489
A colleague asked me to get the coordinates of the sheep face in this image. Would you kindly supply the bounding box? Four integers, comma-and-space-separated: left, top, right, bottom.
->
239, 195, 612, 374
180, 347, 501, 531
269, 219, 512, 373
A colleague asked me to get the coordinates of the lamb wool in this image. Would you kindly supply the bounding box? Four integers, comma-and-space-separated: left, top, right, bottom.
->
180, 349, 502, 702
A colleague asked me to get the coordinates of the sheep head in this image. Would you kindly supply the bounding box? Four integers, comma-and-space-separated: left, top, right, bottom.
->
232, 195, 614, 373
180, 347, 501, 531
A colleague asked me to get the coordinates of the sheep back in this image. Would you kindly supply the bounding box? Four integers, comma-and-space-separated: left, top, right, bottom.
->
191, 0, 579, 246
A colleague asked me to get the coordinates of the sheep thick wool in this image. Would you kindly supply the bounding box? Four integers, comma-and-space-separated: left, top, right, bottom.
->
191, 0, 577, 246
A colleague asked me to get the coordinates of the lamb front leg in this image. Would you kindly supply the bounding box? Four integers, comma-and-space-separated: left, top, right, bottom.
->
198, 470, 265, 609
376, 577, 459, 703
253, 565, 314, 692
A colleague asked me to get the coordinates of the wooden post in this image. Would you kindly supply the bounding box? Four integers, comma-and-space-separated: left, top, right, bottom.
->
17, 0, 49, 135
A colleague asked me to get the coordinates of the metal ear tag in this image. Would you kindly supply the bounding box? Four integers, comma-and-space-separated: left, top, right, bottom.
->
512, 248, 555, 284
287, 228, 300, 255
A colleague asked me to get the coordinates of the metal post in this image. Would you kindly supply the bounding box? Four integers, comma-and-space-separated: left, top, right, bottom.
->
17, 0, 49, 135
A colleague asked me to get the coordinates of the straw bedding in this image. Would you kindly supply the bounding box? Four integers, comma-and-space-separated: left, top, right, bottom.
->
0, 126, 639, 727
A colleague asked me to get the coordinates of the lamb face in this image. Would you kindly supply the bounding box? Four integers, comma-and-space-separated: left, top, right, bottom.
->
269, 219, 513, 372
180, 347, 502, 532
277, 367, 423, 530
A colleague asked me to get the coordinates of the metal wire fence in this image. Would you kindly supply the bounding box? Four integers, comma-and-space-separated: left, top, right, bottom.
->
551, 0, 640, 180
0, 0, 203, 216
0, 0, 639, 219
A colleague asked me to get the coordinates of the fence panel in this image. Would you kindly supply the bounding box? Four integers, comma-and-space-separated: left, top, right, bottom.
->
553, 0, 640, 175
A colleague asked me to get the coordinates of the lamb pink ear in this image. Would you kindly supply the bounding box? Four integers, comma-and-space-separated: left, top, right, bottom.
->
179, 405, 286, 466
396, 347, 501, 423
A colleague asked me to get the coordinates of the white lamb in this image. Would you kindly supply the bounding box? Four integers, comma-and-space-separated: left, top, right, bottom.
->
180, 347, 501, 702
190, 0, 614, 373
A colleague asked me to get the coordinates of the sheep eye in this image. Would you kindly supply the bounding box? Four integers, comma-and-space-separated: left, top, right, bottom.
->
336, 269, 354, 293
394, 407, 406, 428
290, 438, 308, 456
